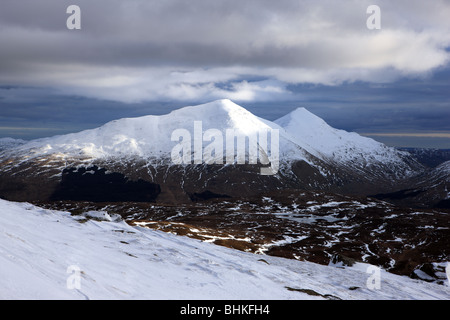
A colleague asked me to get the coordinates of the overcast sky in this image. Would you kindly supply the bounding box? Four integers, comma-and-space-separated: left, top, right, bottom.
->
0, 0, 449, 148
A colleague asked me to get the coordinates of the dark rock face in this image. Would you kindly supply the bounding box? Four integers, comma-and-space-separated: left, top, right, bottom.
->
189, 190, 232, 201
0, 149, 446, 208
51, 166, 161, 203
329, 254, 356, 267
411, 263, 449, 285
435, 199, 450, 209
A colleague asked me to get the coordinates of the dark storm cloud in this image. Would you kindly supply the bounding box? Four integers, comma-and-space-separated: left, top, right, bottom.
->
1, 0, 450, 101
0, 0, 449, 147
286, 67, 450, 132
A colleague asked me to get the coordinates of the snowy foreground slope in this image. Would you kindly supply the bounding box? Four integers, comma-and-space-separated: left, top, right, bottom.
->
0, 199, 448, 300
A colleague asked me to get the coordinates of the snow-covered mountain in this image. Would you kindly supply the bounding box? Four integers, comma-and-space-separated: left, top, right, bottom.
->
0, 99, 423, 203
5, 100, 413, 169
275, 107, 413, 169
1, 198, 448, 300
0, 137, 26, 151
7, 100, 284, 159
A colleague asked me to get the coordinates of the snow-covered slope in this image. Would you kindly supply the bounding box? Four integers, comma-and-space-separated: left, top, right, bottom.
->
275, 107, 414, 169
0, 137, 26, 151
0, 198, 448, 300
4, 100, 414, 171
436, 160, 450, 175
8, 99, 307, 162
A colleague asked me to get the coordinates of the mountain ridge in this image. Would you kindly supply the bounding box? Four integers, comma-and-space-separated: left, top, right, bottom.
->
0, 99, 428, 204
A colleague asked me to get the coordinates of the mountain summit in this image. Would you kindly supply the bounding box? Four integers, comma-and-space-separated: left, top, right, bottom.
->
275, 106, 416, 169
0, 100, 423, 203
6, 99, 414, 169
12, 99, 277, 160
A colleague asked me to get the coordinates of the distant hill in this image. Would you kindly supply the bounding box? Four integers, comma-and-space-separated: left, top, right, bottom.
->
398, 148, 450, 168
